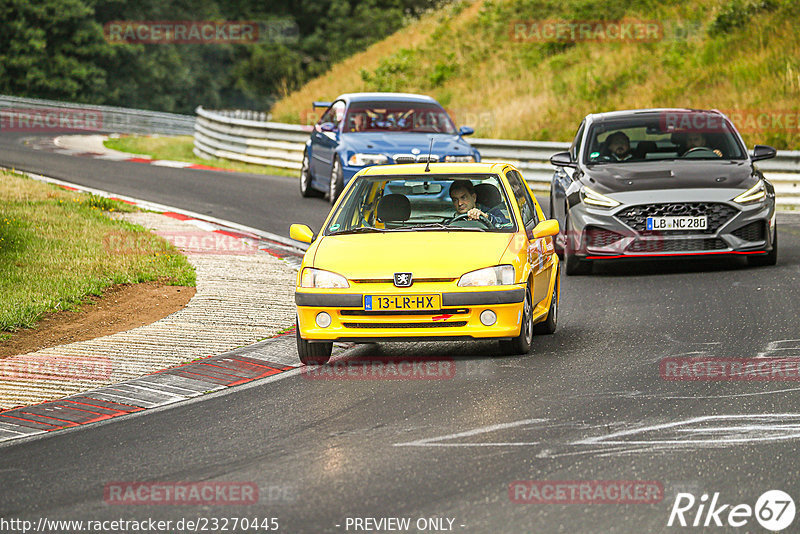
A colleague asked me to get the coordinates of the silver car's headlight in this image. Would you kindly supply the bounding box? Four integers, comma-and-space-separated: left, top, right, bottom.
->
300, 268, 349, 289
457, 265, 515, 287
733, 179, 766, 204
444, 155, 476, 162
581, 186, 620, 208
348, 153, 389, 166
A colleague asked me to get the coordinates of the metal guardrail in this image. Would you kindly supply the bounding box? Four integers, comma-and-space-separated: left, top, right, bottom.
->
0, 95, 195, 136
193, 107, 800, 206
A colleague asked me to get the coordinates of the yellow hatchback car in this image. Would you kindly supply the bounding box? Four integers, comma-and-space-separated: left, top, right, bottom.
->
290, 162, 561, 364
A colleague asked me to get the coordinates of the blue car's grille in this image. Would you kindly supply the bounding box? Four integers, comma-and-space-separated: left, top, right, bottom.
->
393, 154, 440, 164
616, 202, 738, 235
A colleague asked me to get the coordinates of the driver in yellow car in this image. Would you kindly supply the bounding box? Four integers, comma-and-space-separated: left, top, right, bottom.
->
449, 180, 510, 225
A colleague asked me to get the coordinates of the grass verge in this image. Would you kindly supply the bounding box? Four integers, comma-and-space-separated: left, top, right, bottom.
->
104, 135, 296, 177
0, 170, 196, 332
272, 0, 800, 149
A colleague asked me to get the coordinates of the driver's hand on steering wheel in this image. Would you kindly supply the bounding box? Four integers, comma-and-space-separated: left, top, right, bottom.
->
467, 208, 486, 220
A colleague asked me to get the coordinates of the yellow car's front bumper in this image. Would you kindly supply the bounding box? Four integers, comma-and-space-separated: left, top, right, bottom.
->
296, 284, 539, 342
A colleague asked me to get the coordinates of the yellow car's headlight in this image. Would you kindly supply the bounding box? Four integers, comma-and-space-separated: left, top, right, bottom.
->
581, 186, 620, 208
301, 268, 349, 289
457, 265, 515, 287
733, 179, 767, 204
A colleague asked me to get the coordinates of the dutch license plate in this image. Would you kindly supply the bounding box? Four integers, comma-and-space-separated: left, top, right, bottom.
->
646, 216, 707, 231
364, 294, 440, 311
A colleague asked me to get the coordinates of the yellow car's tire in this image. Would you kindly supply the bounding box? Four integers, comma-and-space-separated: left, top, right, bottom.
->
296, 320, 332, 365
533, 272, 559, 335
499, 284, 533, 355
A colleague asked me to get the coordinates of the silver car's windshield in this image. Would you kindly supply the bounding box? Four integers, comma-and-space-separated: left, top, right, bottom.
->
324, 174, 517, 235
584, 112, 746, 164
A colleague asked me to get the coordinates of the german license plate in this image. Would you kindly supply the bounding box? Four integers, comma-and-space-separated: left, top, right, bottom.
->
646, 216, 707, 231
364, 294, 440, 311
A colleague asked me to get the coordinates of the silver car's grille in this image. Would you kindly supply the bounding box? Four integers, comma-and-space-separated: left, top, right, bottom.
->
627, 238, 728, 253
617, 203, 738, 235
585, 227, 625, 247
392, 154, 440, 164
732, 221, 767, 242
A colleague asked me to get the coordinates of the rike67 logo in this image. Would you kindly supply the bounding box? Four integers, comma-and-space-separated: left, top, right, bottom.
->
668, 490, 795, 531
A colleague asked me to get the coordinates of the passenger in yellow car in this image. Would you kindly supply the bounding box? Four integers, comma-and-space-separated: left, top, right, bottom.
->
448, 180, 510, 226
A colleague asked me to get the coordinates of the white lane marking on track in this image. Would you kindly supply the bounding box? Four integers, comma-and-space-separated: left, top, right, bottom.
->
756, 339, 800, 358
573, 413, 800, 446
393, 418, 547, 447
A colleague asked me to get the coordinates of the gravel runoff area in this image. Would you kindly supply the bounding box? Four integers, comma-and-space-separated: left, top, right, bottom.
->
0, 212, 299, 410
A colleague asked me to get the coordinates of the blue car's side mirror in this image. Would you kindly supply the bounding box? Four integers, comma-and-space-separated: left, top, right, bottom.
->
458, 126, 474, 137
319, 122, 337, 132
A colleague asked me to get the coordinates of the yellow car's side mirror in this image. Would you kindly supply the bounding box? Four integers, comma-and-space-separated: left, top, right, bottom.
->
290, 224, 315, 244
532, 219, 560, 239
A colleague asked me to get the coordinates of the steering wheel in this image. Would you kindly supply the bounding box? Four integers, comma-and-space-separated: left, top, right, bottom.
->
449, 213, 494, 228
684, 146, 714, 155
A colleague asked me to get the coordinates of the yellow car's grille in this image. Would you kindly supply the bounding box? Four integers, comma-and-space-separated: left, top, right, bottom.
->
349, 278, 457, 284
342, 321, 468, 329
339, 308, 469, 316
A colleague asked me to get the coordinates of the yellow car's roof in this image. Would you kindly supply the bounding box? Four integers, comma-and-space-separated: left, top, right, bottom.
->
358, 162, 514, 177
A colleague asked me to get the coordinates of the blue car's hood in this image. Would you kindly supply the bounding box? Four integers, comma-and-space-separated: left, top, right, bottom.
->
342, 132, 474, 155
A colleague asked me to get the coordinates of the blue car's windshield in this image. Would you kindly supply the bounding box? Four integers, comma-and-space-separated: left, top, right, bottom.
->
344, 101, 456, 134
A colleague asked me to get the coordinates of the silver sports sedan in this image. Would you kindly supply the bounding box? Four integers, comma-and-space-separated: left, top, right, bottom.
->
549, 109, 777, 275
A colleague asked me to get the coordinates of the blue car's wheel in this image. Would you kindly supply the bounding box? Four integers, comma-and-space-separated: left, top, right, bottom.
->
328, 157, 344, 204
300, 151, 322, 198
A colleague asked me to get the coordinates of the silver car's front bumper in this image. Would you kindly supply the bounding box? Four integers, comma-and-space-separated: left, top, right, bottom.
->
566, 188, 776, 259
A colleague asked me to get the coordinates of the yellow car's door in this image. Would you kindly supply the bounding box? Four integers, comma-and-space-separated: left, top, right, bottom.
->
504, 168, 554, 306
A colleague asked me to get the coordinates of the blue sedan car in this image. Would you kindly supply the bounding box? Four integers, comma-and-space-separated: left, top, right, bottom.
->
300, 93, 481, 203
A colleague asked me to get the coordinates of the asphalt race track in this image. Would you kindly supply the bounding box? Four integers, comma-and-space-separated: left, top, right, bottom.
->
2, 132, 800, 533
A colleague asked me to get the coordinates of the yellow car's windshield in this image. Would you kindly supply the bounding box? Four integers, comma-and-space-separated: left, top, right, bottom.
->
324, 174, 517, 235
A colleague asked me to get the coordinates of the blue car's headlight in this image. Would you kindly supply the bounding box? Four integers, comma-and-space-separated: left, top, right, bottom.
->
348, 153, 390, 166
444, 155, 476, 163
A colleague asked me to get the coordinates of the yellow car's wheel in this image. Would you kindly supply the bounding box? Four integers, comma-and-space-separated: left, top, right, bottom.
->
296, 319, 332, 365
499, 283, 533, 355
533, 271, 558, 335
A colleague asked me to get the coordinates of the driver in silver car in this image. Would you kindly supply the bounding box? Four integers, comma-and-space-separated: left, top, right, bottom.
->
683, 132, 723, 157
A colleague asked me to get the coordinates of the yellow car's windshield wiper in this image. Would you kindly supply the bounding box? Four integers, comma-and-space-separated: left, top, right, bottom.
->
331, 227, 386, 235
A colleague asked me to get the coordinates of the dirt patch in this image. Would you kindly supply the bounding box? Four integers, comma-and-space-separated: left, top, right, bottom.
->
0, 281, 195, 358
